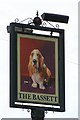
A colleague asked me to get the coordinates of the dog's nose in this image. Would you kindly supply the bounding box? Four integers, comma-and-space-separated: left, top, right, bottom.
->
33, 59, 37, 64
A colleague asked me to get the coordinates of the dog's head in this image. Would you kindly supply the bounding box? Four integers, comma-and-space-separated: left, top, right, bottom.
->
28, 49, 44, 71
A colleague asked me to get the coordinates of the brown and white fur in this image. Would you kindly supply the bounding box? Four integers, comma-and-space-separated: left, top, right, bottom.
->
28, 49, 51, 90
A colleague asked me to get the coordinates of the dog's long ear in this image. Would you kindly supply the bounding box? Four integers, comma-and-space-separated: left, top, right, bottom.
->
28, 55, 32, 77
28, 53, 33, 69
40, 56, 44, 68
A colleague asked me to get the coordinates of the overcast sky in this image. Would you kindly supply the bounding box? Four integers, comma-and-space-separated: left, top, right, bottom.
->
0, 0, 79, 119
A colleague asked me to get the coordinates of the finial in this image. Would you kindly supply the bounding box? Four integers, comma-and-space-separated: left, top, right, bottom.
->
33, 10, 42, 26
36, 10, 39, 17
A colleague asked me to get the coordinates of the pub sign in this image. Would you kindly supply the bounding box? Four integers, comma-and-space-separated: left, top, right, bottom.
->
9, 22, 65, 112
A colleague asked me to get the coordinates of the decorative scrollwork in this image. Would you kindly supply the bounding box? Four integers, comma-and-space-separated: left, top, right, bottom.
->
28, 19, 33, 25
47, 21, 55, 28
56, 24, 59, 29
42, 21, 47, 27
42, 20, 60, 29
14, 11, 60, 29
15, 18, 19, 23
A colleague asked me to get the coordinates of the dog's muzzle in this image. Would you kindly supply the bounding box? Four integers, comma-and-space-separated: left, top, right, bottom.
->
33, 59, 37, 65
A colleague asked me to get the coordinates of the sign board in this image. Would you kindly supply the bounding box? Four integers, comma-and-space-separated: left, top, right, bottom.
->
10, 22, 65, 112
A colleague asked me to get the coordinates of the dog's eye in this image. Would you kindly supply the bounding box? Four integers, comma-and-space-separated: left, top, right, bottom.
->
37, 53, 41, 57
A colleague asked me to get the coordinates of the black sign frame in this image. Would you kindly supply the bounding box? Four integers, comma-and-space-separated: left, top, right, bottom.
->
10, 22, 65, 112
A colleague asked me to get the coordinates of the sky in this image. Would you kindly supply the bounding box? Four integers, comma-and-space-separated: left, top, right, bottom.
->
0, 0, 79, 119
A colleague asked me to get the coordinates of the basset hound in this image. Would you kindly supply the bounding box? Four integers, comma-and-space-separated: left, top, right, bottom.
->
28, 49, 51, 90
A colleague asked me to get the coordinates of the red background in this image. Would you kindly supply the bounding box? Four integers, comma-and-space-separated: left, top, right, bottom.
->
20, 37, 55, 78
19, 36, 56, 94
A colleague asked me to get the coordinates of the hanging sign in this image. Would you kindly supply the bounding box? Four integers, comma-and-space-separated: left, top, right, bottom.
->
10, 22, 65, 112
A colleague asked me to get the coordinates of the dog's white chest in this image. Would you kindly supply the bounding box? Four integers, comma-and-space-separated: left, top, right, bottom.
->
32, 73, 42, 83
31, 72, 45, 90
